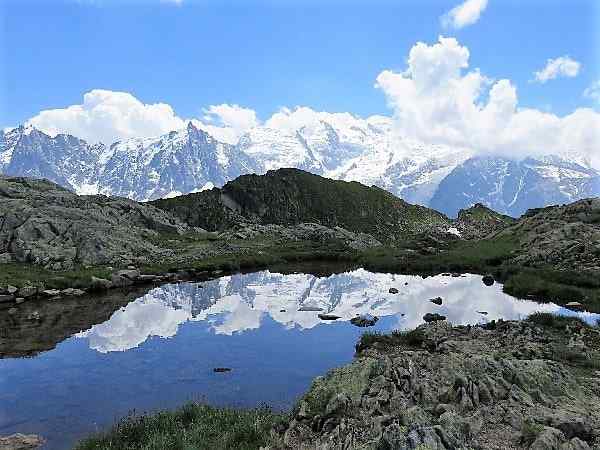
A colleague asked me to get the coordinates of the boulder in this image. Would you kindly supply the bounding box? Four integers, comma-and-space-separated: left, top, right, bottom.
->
318, 314, 341, 321
389, 287, 399, 294
350, 314, 379, 328
61, 288, 85, 296
111, 269, 140, 287
423, 313, 446, 323
298, 306, 324, 312
89, 276, 112, 291
41, 289, 61, 297
0, 433, 44, 450
18, 286, 38, 298
0, 295, 14, 303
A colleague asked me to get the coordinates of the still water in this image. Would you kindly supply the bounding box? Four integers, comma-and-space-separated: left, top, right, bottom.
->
1, 268, 598, 449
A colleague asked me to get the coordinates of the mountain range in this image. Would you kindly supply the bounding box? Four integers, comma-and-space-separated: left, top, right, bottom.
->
2, 119, 599, 217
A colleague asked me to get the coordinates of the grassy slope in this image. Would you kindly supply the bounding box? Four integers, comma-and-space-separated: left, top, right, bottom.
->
152, 168, 450, 242
74, 403, 283, 450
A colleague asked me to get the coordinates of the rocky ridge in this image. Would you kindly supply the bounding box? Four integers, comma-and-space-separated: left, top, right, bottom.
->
273, 318, 600, 449
500, 198, 600, 271
152, 168, 455, 243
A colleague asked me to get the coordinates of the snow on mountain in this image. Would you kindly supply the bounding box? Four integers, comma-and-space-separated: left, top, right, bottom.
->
97, 122, 256, 201
429, 155, 600, 217
0, 125, 104, 192
1, 119, 598, 216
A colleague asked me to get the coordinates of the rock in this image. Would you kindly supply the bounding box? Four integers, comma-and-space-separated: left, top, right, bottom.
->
318, 314, 341, 321
18, 286, 38, 298
551, 416, 593, 441
90, 276, 112, 291
111, 269, 140, 287
477, 311, 488, 315
61, 288, 85, 296
451, 273, 461, 277
8, 307, 17, 315
279, 309, 286, 313
15, 297, 25, 304
0, 294, 14, 303
565, 302, 584, 311
7, 285, 17, 295
0, 252, 13, 264
530, 427, 565, 450
429, 296, 443, 305
41, 289, 61, 297
27, 311, 41, 321
298, 306, 324, 312
0, 433, 44, 449
136, 274, 158, 283
213, 367, 231, 373
350, 314, 379, 327
127, 265, 136, 270
423, 313, 446, 323
482, 274, 495, 286
389, 287, 399, 294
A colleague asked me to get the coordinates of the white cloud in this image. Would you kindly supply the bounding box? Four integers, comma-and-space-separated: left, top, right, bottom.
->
27, 89, 186, 144
533, 56, 581, 83
441, 0, 488, 30
161, 0, 183, 4
584, 80, 600, 104
375, 36, 600, 167
192, 104, 260, 144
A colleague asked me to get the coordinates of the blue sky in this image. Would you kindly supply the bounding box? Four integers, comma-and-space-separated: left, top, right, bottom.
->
1, 0, 598, 127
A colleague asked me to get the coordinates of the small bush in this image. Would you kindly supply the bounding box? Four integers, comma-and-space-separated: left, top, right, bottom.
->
356, 328, 426, 353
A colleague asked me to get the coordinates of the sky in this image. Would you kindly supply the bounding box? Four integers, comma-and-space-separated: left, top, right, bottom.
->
0, 0, 599, 161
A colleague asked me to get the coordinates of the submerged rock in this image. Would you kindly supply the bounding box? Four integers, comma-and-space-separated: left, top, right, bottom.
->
482, 274, 495, 286
429, 296, 443, 305
423, 313, 446, 322
350, 314, 379, 327
318, 314, 341, 321
298, 306, 324, 312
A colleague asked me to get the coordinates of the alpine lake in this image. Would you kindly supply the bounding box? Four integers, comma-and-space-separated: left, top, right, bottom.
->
1, 264, 598, 450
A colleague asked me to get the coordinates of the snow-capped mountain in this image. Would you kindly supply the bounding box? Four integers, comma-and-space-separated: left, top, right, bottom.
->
429, 155, 600, 217
98, 122, 256, 200
1, 120, 599, 217
0, 125, 104, 193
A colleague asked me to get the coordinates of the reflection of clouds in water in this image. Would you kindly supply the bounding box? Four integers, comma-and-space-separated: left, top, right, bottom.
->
77, 300, 189, 353
77, 270, 600, 353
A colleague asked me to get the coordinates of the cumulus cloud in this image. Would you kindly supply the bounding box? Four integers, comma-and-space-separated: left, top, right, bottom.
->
192, 104, 260, 144
441, 0, 488, 30
27, 89, 186, 144
584, 80, 600, 104
375, 36, 600, 167
533, 56, 581, 83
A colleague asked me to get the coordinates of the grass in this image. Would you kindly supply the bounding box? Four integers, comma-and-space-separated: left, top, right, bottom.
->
504, 269, 600, 311
74, 403, 283, 450
0, 263, 112, 289
526, 312, 589, 330
355, 328, 426, 353
358, 234, 519, 274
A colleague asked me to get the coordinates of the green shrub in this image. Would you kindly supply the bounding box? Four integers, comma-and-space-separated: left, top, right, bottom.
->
526, 312, 587, 330
75, 403, 282, 450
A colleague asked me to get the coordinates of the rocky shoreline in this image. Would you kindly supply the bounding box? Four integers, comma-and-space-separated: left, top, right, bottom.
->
271, 316, 600, 450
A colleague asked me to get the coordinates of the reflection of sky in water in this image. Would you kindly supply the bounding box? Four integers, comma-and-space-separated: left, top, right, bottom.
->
2, 269, 598, 450
78, 269, 599, 353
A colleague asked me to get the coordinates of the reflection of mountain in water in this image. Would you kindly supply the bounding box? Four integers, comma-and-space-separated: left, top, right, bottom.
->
78, 270, 600, 353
